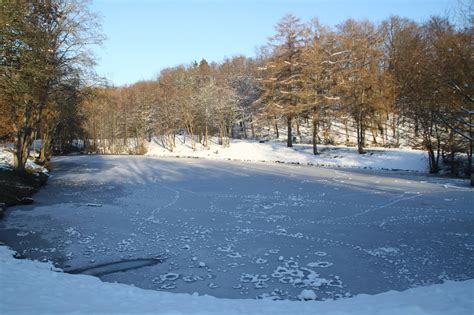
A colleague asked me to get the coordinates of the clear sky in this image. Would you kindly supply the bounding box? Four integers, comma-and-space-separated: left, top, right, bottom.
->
90, 0, 456, 86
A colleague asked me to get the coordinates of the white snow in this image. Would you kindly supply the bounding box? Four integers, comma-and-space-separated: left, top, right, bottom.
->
0, 136, 430, 173
0, 147, 48, 173
1, 246, 472, 315
298, 289, 317, 300
145, 137, 429, 172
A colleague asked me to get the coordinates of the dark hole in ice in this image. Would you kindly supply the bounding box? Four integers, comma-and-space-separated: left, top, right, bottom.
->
66, 257, 163, 277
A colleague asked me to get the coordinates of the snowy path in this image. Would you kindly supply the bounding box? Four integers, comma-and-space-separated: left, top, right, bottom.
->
0, 155, 473, 301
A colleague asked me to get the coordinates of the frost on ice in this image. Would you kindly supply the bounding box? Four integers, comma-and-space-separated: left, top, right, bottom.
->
0, 155, 473, 305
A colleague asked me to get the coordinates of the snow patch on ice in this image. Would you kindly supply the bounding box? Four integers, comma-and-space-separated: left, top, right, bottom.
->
307, 261, 333, 268
298, 289, 318, 301
366, 247, 400, 257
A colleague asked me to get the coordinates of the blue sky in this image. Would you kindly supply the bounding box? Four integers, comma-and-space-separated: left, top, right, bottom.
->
91, 0, 455, 86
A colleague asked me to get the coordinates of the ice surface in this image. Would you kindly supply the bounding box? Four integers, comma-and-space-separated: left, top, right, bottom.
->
0, 155, 472, 302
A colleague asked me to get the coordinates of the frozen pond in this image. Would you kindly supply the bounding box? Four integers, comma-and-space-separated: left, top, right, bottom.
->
1, 155, 473, 300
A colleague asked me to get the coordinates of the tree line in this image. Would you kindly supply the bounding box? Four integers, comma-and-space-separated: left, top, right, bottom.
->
1, 2, 472, 182
261, 14, 472, 175
79, 14, 472, 177
80, 57, 260, 154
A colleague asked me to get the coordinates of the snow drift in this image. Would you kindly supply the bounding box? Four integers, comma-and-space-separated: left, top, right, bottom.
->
0, 246, 472, 315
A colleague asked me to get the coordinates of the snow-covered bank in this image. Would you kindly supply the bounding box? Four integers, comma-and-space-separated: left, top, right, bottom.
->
0, 246, 472, 315
0, 148, 49, 210
146, 137, 429, 173
0, 147, 48, 174
0, 137, 429, 174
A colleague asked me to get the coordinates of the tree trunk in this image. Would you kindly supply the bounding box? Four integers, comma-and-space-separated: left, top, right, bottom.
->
12, 102, 36, 173
39, 130, 52, 165
39, 115, 55, 164
344, 118, 350, 145
414, 116, 419, 138
13, 132, 30, 174
371, 128, 377, 144
204, 124, 208, 148
427, 145, 438, 173
92, 118, 97, 152
167, 134, 174, 152
186, 124, 196, 151
32, 130, 38, 159
312, 114, 319, 155
40, 142, 52, 165
218, 125, 224, 145
287, 116, 293, 148
274, 116, 279, 139
357, 119, 365, 154
391, 117, 400, 146
250, 115, 255, 139
381, 124, 386, 146
296, 118, 301, 140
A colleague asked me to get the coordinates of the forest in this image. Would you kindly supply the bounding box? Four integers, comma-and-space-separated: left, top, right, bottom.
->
0, 0, 472, 178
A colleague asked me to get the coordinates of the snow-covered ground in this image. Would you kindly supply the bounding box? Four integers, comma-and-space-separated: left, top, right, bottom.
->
1, 138, 429, 175
1, 155, 472, 314
0, 147, 48, 173
145, 137, 429, 173
0, 245, 472, 315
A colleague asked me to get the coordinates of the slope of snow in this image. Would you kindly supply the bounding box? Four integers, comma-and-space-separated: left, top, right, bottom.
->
146, 137, 428, 172
0, 246, 472, 315
0, 147, 48, 173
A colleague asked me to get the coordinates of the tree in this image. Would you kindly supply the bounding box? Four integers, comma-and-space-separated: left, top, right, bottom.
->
385, 16, 472, 175
51, 80, 84, 154
335, 19, 390, 154
423, 17, 473, 181
300, 19, 340, 154
219, 56, 261, 139
259, 14, 306, 147
0, 0, 102, 172
381, 16, 417, 147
